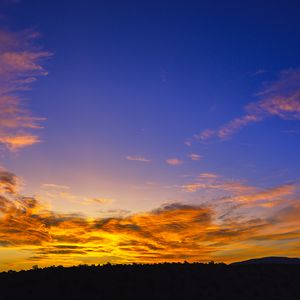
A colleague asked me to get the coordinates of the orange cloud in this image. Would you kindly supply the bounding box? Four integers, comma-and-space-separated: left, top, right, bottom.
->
182, 173, 295, 210
229, 184, 295, 204
183, 173, 255, 195
0, 29, 51, 151
183, 181, 255, 194
1, 170, 300, 270
0, 134, 40, 151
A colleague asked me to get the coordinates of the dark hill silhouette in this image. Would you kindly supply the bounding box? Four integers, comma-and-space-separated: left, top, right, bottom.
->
232, 256, 300, 265
1, 262, 300, 300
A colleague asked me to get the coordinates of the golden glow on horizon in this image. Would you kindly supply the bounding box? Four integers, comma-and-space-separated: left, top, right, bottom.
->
1, 170, 300, 271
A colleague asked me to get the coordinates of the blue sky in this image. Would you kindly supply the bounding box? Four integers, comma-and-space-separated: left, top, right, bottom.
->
4, 0, 300, 198
1, 0, 300, 269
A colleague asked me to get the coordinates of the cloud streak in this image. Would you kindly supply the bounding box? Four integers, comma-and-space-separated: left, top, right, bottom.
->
126, 156, 152, 162
188, 153, 202, 161
0, 29, 51, 151
40, 183, 112, 206
182, 172, 295, 208
191, 67, 300, 143
166, 158, 183, 166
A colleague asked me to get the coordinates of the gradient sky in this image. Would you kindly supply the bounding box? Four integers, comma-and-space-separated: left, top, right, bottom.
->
1, 0, 300, 271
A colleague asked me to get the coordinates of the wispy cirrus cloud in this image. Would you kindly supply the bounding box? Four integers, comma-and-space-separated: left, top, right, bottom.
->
229, 184, 295, 205
0, 29, 51, 151
183, 181, 255, 194
42, 183, 70, 190
166, 158, 183, 166
1, 169, 300, 270
41, 182, 112, 206
188, 153, 202, 161
82, 197, 113, 205
183, 172, 295, 208
185, 129, 215, 146
126, 156, 152, 162
190, 67, 300, 143
198, 172, 219, 179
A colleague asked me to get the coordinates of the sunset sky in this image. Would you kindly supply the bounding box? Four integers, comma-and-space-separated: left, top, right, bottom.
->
1, 0, 300, 271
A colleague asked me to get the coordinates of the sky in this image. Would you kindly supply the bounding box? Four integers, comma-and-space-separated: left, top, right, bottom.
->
1, 0, 300, 271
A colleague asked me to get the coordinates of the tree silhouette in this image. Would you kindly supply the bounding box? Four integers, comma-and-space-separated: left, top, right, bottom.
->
0, 262, 299, 300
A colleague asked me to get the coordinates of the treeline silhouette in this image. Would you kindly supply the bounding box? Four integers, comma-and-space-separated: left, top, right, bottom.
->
1, 262, 300, 300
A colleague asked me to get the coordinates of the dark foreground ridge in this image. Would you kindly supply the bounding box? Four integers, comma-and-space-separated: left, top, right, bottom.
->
231, 256, 300, 265
1, 260, 300, 300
